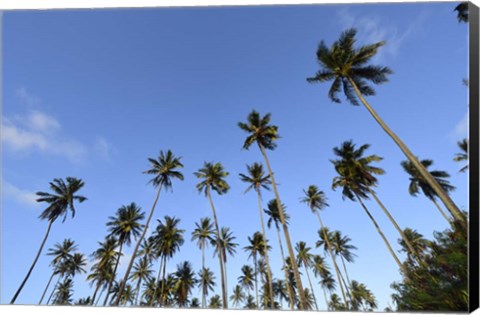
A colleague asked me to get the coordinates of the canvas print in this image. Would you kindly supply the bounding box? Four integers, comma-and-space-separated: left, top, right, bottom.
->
1, 1, 477, 312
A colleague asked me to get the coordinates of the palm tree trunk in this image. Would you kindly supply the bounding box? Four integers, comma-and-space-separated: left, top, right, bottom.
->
431, 198, 453, 223
223, 251, 229, 305
39, 271, 56, 304
201, 241, 206, 308
103, 241, 124, 306
253, 254, 259, 307
340, 256, 351, 288
354, 192, 407, 275
149, 255, 163, 306
348, 77, 465, 225
206, 187, 228, 309
322, 287, 329, 310
303, 264, 319, 310
315, 212, 349, 308
96, 287, 105, 306
256, 190, 274, 308
366, 185, 427, 266
10, 220, 53, 304
135, 278, 142, 305
90, 281, 102, 305
160, 255, 167, 306
275, 225, 295, 310
47, 276, 62, 305
114, 186, 162, 306
258, 143, 307, 310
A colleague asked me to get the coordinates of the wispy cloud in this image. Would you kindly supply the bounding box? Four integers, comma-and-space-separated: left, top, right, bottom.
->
449, 111, 468, 141
3, 88, 115, 164
2, 181, 39, 208
337, 8, 428, 63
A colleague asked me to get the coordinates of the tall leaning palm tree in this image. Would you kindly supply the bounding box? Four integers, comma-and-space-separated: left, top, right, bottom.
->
300, 185, 348, 308
113, 150, 184, 306
239, 162, 274, 307
238, 110, 307, 309
11, 177, 86, 304
331, 143, 406, 275
306, 28, 464, 224
454, 138, 468, 172
103, 202, 145, 305
332, 141, 422, 264
194, 161, 230, 309
401, 158, 456, 223
130, 256, 153, 305
191, 217, 215, 307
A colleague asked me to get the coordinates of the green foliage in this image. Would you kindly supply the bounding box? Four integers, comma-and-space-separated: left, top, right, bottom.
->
390, 218, 468, 311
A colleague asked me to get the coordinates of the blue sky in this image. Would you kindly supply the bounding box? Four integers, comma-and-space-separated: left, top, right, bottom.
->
1, 2, 469, 310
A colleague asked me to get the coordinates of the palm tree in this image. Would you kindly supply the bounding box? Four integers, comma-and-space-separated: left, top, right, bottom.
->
311, 254, 333, 309
454, 138, 468, 172
244, 295, 257, 309
114, 150, 184, 305
331, 142, 407, 275
454, 2, 469, 23
295, 241, 319, 310
238, 265, 255, 298
130, 256, 153, 305
211, 226, 237, 302
401, 158, 456, 222
398, 228, 431, 267
332, 141, 422, 264
209, 294, 222, 308
39, 239, 77, 304
173, 261, 198, 307
350, 280, 377, 311
306, 28, 464, 224
272, 279, 289, 309
194, 161, 230, 308
190, 297, 201, 308
150, 216, 185, 306
329, 293, 346, 311
67, 252, 87, 278
239, 162, 275, 307
238, 110, 307, 309
138, 237, 156, 264
52, 278, 74, 305
300, 185, 348, 308
198, 267, 216, 307
230, 284, 246, 308
330, 231, 357, 286
88, 236, 118, 304
264, 200, 295, 308
191, 217, 215, 307
298, 288, 315, 310
103, 202, 145, 305
244, 232, 271, 307
10, 177, 86, 304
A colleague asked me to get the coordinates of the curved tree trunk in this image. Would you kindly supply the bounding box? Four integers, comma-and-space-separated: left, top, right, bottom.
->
96, 287, 105, 305
354, 192, 407, 275
11, 220, 53, 304
340, 256, 352, 289
253, 254, 259, 307
135, 277, 142, 305
201, 241, 206, 308
160, 255, 167, 306
315, 212, 349, 309
47, 276, 62, 305
114, 186, 162, 306
348, 77, 464, 225
431, 198, 453, 223
206, 187, 228, 309
39, 271, 56, 304
149, 255, 164, 306
275, 225, 295, 309
366, 185, 428, 267
258, 143, 307, 310
103, 241, 124, 306
303, 263, 319, 310
256, 190, 274, 308
90, 280, 102, 305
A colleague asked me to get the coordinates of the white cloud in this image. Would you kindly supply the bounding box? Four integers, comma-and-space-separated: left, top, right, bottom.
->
94, 137, 116, 161
337, 8, 428, 63
2, 181, 39, 208
452, 111, 468, 140
1, 111, 87, 163
15, 87, 41, 107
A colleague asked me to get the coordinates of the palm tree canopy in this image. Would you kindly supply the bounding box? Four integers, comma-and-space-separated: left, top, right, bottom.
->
238, 265, 255, 291
295, 241, 314, 268
306, 28, 392, 105
36, 177, 87, 223
129, 256, 153, 283
208, 294, 222, 308
47, 238, 77, 266
194, 161, 230, 196
454, 2, 469, 23
301, 185, 329, 213
152, 216, 185, 259
144, 150, 184, 190
238, 110, 280, 150
239, 162, 272, 194
331, 140, 384, 201
316, 227, 334, 252
230, 284, 246, 306
211, 227, 238, 262
198, 267, 216, 296
106, 202, 145, 246
191, 217, 215, 250
173, 261, 198, 307
90, 236, 119, 271
67, 253, 87, 277
453, 138, 468, 172
401, 158, 455, 201
331, 231, 357, 263
264, 199, 290, 229
244, 232, 271, 259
